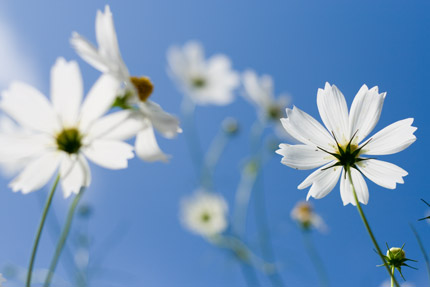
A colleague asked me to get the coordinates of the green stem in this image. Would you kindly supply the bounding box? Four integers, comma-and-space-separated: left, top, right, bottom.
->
410, 223, 430, 284
44, 187, 86, 287
391, 266, 395, 287
254, 170, 285, 287
26, 174, 60, 287
346, 167, 399, 287
301, 229, 329, 287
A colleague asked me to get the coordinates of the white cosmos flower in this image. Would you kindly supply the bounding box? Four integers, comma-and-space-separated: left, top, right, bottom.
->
276, 83, 417, 206
180, 190, 228, 237
291, 201, 326, 232
70, 5, 181, 162
167, 41, 239, 106
242, 70, 289, 122
0, 58, 140, 197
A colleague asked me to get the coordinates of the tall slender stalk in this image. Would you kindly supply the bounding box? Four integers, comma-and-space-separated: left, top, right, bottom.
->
346, 167, 399, 287
44, 187, 86, 287
300, 229, 329, 287
410, 224, 430, 284
26, 174, 60, 287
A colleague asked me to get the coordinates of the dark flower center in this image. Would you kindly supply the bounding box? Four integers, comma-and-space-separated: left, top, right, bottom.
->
56, 128, 83, 154
267, 105, 283, 120
191, 77, 206, 88
130, 76, 154, 102
201, 212, 211, 223
319, 131, 370, 171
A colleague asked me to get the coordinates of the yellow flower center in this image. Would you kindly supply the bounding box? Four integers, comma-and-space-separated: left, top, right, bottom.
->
130, 76, 154, 102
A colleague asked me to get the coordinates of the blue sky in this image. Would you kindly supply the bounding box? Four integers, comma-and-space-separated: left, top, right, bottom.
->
0, 1, 429, 286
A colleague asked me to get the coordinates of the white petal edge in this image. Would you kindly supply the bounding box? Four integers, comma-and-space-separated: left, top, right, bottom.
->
86, 110, 144, 141
70, 32, 109, 73
317, 83, 349, 144
135, 123, 170, 162
83, 139, 134, 169
60, 154, 91, 198
9, 151, 61, 194
340, 168, 369, 206
79, 74, 120, 132
300, 165, 342, 200
0, 82, 59, 133
357, 159, 407, 189
281, 106, 335, 150
138, 101, 182, 138
51, 58, 83, 127
363, 118, 417, 155
349, 85, 385, 144
276, 144, 333, 170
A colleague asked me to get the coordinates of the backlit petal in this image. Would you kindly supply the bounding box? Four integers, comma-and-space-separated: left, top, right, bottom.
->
363, 118, 417, 155
357, 159, 407, 189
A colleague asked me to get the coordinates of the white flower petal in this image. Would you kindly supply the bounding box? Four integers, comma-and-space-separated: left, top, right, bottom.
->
9, 151, 61, 194
349, 85, 385, 143
79, 74, 120, 131
317, 83, 349, 144
70, 32, 109, 73
357, 159, 407, 189
51, 58, 83, 126
60, 154, 91, 198
276, 144, 333, 170
303, 166, 342, 200
340, 168, 369, 206
95, 5, 128, 79
83, 139, 134, 169
135, 123, 170, 162
86, 110, 144, 141
138, 101, 181, 138
0, 133, 53, 163
363, 118, 417, 155
0, 82, 59, 133
281, 106, 335, 149
242, 70, 275, 112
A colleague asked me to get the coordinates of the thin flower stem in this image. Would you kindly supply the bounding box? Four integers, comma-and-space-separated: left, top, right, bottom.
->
254, 170, 285, 287
391, 266, 395, 287
181, 96, 205, 180
202, 128, 230, 187
26, 174, 60, 287
300, 229, 329, 287
44, 187, 86, 287
346, 167, 399, 287
410, 223, 430, 284
240, 262, 260, 287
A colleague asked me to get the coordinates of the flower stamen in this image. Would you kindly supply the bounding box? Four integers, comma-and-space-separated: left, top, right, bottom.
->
130, 76, 153, 102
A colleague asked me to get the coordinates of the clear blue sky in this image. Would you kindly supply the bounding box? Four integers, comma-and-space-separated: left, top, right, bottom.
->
0, 1, 429, 286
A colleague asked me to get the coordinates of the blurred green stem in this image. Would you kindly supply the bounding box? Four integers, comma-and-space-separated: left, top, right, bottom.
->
44, 187, 86, 287
301, 229, 329, 287
26, 174, 60, 287
410, 223, 430, 284
181, 96, 205, 182
347, 167, 399, 287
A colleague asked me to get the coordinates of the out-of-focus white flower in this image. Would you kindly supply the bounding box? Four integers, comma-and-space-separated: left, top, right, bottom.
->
0, 58, 140, 197
276, 83, 417, 206
291, 201, 326, 231
167, 41, 239, 106
0, 273, 5, 286
242, 70, 289, 122
180, 191, 228, 237
71, 5, 181, 162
